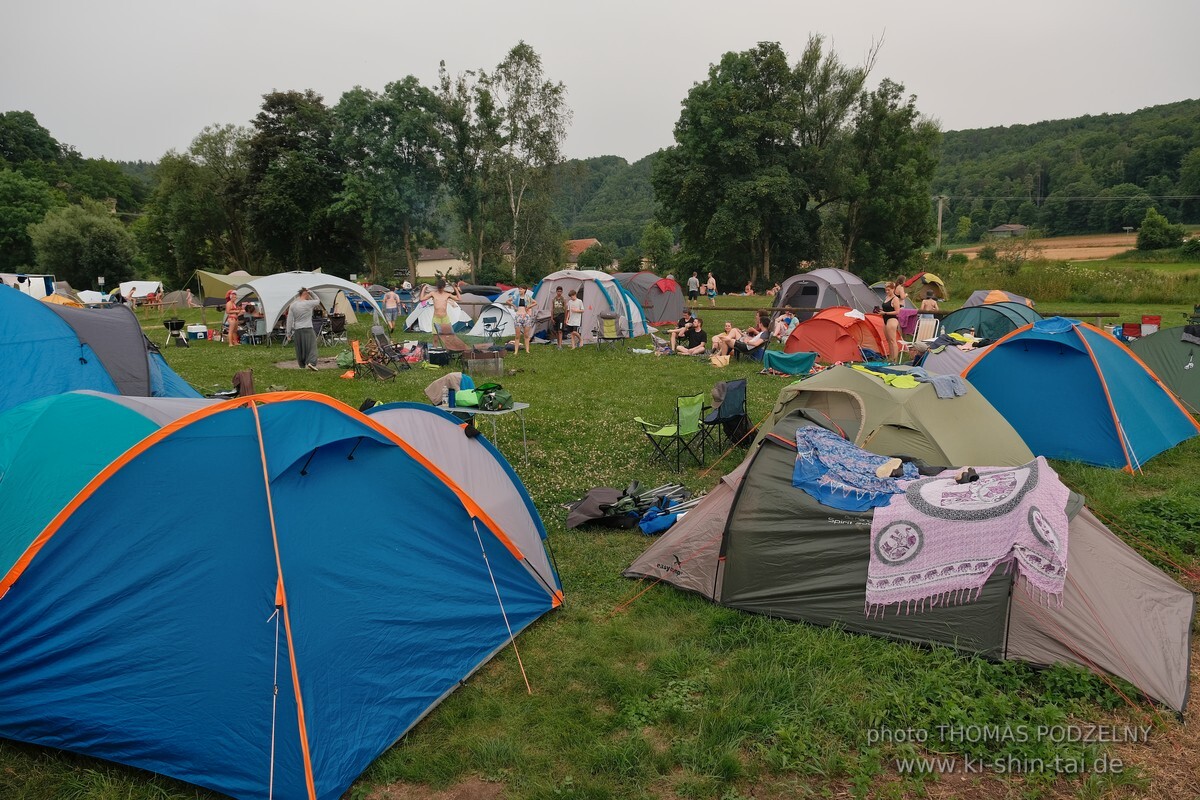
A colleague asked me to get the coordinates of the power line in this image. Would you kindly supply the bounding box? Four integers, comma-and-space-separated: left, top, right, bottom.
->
935, 195, 1200, 201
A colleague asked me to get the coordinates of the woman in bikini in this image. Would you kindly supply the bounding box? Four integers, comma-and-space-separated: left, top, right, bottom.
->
881, 282, 902, 364
224, 290, 242, 346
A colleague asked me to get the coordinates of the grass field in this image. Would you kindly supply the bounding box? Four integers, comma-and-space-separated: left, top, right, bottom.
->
1, 279, 1198, 799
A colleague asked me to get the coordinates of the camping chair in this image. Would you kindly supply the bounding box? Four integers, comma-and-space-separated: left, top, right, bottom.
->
910, 314, 940, 345
732, 336, 767, 362
594, 312, 627, 348
634, 393, 708, 470
370, 325, 411, 370
327, 313, 348, 345
703, 379, 753, 452
314, 315, 333, 347
244, 317, 268, 346
478, 311, 506, 341
351, 340, 396, 381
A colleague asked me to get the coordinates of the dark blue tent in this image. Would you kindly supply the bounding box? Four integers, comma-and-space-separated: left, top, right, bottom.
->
963, 317, 1200, 470
0, 287, 200, 413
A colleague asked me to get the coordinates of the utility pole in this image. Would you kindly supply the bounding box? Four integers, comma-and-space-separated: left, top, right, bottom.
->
935, 195, 948, 250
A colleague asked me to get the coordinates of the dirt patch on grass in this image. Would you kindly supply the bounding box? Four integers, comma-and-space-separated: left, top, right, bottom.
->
365, 777, 505, 800
951, 233, 1138, 262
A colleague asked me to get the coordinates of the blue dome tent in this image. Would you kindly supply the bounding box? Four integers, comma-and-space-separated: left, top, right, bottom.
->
0, 286, 200, 414
962, 317, 1200, 470
0, 392, 561, 800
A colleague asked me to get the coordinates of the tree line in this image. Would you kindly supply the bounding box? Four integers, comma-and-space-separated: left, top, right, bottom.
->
4, 39, 1197, 295
933, 98, 1200, 241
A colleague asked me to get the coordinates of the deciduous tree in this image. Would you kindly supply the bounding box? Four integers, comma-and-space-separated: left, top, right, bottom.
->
28, 199, 136, 287
0, 169, 64, 270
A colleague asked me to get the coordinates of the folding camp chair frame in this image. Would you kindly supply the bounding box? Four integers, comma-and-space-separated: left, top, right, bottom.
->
594, 313, 627, 349
634, 393, 708, 470
371, 326, 411, 370
352, 340, 396, 381
703, 379, 753, 453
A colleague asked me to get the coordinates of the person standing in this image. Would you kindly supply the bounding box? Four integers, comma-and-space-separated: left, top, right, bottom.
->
224, 290, 242, 347
687, 272, 700, 309
511, 293, 536, 354
565, 289, 585, 349
919, 290, 940, 313
706, 272, 717, 307
420, 278, 460, 334
286, 288, 323, 370
382, 286, 401, 330
550, 286, 568, 347
880, 282, 902, 365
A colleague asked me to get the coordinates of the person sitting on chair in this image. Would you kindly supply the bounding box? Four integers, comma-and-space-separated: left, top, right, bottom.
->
734, 324, 769, 356
711, 321, 743, 356
675, 317, 708, 355
667, 309, 694, 350
772, 310, 796, 342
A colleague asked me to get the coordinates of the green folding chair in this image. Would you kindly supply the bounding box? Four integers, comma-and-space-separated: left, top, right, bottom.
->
634, 393, 708, 470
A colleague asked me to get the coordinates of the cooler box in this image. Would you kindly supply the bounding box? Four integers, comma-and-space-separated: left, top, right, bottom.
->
186, 324, 208, 340
1141, 315, 1161, 336
426, 347, 451, 366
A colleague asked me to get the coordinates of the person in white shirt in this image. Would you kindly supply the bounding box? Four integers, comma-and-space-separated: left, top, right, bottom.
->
565, 289, 584, 349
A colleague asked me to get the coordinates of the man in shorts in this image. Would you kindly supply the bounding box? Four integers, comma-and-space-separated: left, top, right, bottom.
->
420, 278, 459, 334
565, 289, 584, 349
382, 286, 401, 330
550, 286, 568, 347
706, 272, 717, 307
687, 272, 700, 308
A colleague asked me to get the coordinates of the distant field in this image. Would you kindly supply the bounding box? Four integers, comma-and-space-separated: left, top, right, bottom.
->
951, 233, 1138, 262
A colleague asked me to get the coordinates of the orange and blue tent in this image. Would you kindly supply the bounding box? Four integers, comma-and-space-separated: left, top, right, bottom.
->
962, 317, 1200, 470
0, 392, 561, 800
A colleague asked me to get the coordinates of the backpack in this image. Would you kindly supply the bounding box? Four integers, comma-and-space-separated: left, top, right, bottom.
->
477, 381, 514, 411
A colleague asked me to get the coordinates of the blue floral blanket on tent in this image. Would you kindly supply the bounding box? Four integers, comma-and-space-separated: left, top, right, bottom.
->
792, 426, 918, 512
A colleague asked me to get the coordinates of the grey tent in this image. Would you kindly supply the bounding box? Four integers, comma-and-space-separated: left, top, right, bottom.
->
773, 268, 881, 323
625, 412, 1194, 713
962, 289, 1034, 308
940, 301, 1041, 341
753, 365, 1035, 468
1129, 326, 1200, 414
614, 272, 684, 326
919, 342, 990, 376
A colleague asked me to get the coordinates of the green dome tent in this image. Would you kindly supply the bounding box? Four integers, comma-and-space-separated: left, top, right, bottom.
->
753, 365, 1035, 468
1129, 326, 1200, 414
940, 301, 1041, 342
626, 412, 1194, 713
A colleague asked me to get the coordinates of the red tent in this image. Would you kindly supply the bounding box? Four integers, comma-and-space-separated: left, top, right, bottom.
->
784, 306, 890, 362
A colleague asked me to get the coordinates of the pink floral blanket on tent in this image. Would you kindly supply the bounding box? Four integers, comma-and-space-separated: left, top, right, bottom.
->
866, 457, 1069, 617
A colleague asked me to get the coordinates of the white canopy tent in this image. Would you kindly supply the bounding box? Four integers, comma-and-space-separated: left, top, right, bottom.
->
117, 281, 163, 301
233, 272, 381, 333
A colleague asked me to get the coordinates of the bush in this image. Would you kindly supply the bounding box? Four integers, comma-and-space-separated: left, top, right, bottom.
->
1136, 208, 1185, 250
976, 244, 997, 262
947, 253, 969, 265
1179, 238, 1200, 260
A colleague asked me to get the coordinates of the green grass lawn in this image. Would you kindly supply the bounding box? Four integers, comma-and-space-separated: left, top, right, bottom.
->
1, 295, 1196, 800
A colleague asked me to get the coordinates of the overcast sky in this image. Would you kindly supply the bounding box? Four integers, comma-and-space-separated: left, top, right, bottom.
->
4, 0, 1198, 164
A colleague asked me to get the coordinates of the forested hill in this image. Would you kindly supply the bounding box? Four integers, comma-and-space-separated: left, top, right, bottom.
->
550, 153, 656, 249
932, 98, 1200, 238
